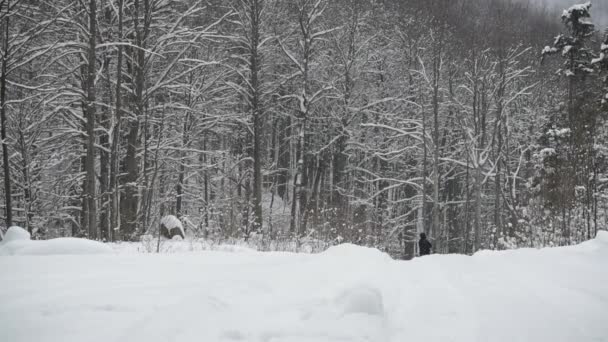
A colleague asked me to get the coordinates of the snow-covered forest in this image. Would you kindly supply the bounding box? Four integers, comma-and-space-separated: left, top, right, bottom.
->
1, 0, 607, 258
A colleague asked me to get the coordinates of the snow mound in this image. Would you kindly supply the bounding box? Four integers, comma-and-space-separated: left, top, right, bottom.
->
596, 230, 608, 243
473, 230, 608, 256
7, 238, 114, 256
568, 230, 608, 253
214, 244, 257, 253
0, 227, 112, 256
1, 237, 607, 342
2, 226, 31, 242
322, 243, 391, 261
334, 285, 384, 316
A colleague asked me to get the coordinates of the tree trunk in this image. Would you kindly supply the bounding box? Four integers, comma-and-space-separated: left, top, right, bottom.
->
420, 87, 428, 243
431, 39, 441, 250
203, 135, 209, 228
84, 0, 98, 240
122, 121, 139, 238
250, 0, 263, 233
494, 56, 506, 241
333, 134, 347, 220
99, 57, 112, 241
121, 0, 147, 240
109, 0, 124, 242
474, 166, 482, 251
1, 1, 12, 227
464, 138, 470, 253
176, 112, 190, 217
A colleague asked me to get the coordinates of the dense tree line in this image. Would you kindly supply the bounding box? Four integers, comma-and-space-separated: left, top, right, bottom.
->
0, 0, 606, 258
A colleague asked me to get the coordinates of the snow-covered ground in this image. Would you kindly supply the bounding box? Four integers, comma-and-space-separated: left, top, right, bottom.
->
1, 229, 607, 342
107, 234, 329, 254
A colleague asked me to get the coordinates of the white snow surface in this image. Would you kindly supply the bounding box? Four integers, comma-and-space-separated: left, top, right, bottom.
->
1, 232, 607, 342
0, 226, 112, 256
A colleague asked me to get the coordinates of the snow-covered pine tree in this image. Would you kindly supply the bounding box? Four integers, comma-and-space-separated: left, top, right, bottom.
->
540, 2, 601, 242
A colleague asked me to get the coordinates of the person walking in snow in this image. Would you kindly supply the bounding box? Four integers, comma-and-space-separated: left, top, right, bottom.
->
418, 232, 432, 256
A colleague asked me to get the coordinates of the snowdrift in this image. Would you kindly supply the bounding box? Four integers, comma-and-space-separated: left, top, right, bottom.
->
0, 231, 606, 342
0, 226, 112, 256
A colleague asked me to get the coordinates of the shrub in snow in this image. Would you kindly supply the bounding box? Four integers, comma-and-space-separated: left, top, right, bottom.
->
160, 215, 185, 239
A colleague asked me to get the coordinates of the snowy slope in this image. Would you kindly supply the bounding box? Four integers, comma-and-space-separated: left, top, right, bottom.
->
0, 233, 607, 342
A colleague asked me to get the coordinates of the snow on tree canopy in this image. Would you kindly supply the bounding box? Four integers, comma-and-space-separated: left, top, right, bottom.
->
593, 31, 608, 104
562, 2, 592, 22
547, 127, 571, 138
540, 148, 557, 158
561, 2, 595, 36
160, 215, 185, 239
542, 0, 597, 79
542, 46, 558, 55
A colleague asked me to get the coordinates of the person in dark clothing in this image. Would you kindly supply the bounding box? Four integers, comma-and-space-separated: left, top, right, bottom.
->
419, 232, 432, 256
